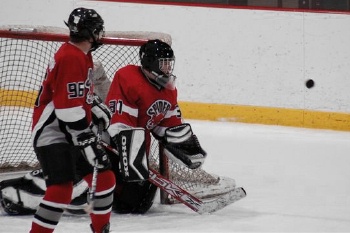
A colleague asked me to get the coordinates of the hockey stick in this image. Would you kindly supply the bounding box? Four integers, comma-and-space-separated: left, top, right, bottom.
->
84, 122, 104, 214
100, 140, 246, 214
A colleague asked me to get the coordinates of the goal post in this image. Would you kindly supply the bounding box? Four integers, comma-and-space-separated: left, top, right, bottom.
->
0, 25, 234, 205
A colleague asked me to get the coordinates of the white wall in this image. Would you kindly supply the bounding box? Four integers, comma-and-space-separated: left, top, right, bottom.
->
1, 0, 350, 113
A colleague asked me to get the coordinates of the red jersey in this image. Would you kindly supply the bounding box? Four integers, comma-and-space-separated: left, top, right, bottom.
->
32, 42, 94, 147
106, 65, 183, 150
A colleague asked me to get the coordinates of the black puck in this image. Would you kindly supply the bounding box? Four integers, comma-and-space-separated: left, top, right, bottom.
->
305, 79, 314, 89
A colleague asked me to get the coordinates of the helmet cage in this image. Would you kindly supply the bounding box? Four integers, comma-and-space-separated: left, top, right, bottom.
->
146, 57, 176, 90
158, 57, 175, 76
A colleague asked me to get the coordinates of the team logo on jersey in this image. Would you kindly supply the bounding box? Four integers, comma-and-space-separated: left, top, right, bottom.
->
146, 100, 171, 129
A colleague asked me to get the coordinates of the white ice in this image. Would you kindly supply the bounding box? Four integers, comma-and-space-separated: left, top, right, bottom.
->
1, 120, 350, 232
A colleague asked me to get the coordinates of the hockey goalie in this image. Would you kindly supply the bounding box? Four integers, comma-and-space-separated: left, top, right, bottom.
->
0, 39, 246, 216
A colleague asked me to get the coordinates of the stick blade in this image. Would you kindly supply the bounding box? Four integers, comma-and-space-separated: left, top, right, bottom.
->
197, 187, 246, 214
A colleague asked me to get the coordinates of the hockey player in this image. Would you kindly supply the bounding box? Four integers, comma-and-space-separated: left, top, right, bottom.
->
29, 7, 115, 233
105, 39, 207, 213
0, 63, 112, 219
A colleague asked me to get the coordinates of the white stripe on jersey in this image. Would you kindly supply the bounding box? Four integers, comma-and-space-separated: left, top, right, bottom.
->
121, 104, 138, 117
31, 101, 55, 145
164, 108, 179, 118
55, 106, 86, 122
106, 103, 138, 137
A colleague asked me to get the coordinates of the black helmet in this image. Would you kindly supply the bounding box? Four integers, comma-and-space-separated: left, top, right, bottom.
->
140, 39, 175, 76
65, 7, 104, 51
140, 40, 176, 89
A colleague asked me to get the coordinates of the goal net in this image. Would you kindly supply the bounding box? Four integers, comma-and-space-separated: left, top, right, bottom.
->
0, 25, 233, 203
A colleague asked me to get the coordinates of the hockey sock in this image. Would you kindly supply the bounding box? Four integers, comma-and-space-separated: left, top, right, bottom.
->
84, 170, 115, 233
29, 182, 73, 233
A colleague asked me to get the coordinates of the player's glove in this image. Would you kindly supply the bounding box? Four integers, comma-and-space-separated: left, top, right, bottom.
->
77, 131, 111, 171
163, 123, 207, 169
91, 94, 112, 130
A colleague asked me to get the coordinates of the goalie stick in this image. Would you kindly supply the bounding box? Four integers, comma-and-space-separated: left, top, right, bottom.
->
99, 140, 246, 214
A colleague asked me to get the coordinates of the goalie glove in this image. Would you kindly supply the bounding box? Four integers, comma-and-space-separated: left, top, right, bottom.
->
91, 94, 112, 130
77, 131, 111, 171
163, 123, 207, 169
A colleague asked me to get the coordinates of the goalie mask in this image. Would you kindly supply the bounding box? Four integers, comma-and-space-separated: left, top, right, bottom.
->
140, 39, 176, 90
65, 7, 105, 51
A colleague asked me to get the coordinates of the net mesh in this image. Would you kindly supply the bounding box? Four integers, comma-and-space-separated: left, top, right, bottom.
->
0, 39, 60, 171
149, 142, 220, 195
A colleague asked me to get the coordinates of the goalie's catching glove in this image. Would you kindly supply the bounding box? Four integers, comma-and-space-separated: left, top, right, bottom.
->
163, 123, 207, 169
77, 131, 111, 171
91, 94, 112, 130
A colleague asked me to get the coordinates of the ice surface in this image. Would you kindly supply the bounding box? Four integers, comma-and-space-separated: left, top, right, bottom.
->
1, 120, 350, 232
